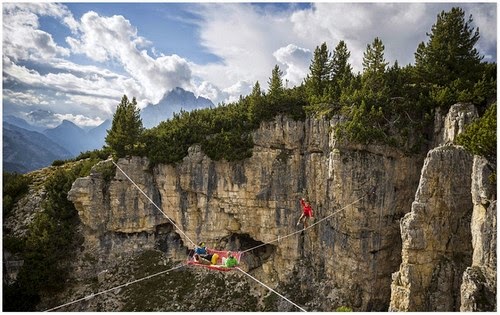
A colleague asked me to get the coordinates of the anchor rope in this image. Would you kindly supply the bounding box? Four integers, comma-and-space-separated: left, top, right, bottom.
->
236, 267, 307, 312
44, 264, 185, 312
112, 160, 196, 247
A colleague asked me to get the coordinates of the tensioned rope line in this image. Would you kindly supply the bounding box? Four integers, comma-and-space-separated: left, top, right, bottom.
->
112, 160, 196, 247
236, 267, 307, 312
240, 194, 366, 254
44, 264, 185, 312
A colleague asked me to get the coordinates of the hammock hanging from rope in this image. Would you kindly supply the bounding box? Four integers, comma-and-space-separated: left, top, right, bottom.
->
186, 248, 243, 271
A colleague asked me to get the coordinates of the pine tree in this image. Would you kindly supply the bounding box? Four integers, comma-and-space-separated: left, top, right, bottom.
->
248, 81, 265, 123
414, 7, 482, 87
267, 65, 285, 116
305, 42, 332, 101
456, 102, 496, 165
361, 37, 389, 105
330, 40, 353, 99
105, 95, 144, 158
268, 65, 284, 98
362, 37, 388, 84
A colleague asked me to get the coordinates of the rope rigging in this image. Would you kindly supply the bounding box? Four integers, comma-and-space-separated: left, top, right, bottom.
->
241, 195, 366, 254
44, 159, 368, 312
44, 264, 185, 312
112, 160, 196, 247
236, 267, 307, 312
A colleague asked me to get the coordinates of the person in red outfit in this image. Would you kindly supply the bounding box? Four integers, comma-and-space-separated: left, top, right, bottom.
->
297, 198, 313, 228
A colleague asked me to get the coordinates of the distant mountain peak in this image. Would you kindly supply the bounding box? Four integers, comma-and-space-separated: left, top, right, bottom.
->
141, 87, 214, 128
61, 119, 77, 126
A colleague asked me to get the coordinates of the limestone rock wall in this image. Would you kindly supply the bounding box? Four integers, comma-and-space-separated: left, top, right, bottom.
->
389, 146, 474, 311
432, 103, 478, 147
68, 115, 424, 311
67, 103, 495, 311
389, 103, 496, 312
68, 158, 186, 264
460, 156, 496, 311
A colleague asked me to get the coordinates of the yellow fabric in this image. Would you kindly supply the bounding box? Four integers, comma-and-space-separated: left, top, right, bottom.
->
211, 253, 219, 265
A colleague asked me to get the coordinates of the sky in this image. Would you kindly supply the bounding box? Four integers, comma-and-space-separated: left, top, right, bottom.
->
2, 2, 497, 129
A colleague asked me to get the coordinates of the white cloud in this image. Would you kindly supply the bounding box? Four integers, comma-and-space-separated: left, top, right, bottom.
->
273, 44, 311, 86
3, 2, 78, 32
289, 3, 434, 72
289, 3, 497, 72
54, 113, 105, 127
193, 2, 496, 91
193, 81, 223, 105
3, 3, 72, 60
223, 81, 253, 103
66, 11, 193, 104
3, 89, 51, 107
3, 57, 123, 99
191, 3, 299, 96
26, 109, 60, 128
64, 94, 118, 116
4, 89, 108, 128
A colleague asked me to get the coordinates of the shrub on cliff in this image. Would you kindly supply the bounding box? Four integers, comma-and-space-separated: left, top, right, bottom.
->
456, 102, 497, 166
3, 172, 32, 219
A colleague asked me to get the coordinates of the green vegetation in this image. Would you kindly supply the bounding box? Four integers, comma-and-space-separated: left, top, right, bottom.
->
3, 158, 105, 311
3, 172, 32, 218
415, 8, 484, 108
106, 95, 145, 158
336, 305, 353, 312
52, 148, 111, 167
104, 6, 493, 165
456, 102, 497, 180
142, 74, 307, 166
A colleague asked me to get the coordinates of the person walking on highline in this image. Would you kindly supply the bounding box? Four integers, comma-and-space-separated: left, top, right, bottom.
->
297, 198, 313, 228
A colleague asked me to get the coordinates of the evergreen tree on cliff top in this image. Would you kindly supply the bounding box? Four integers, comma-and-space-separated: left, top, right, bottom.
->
414, 7, 482, 94
267, 65, 285, 116
305, 42, 332, 103
360, 37, 390, 109
106, 95, 144, 158
330, 40, 353, 100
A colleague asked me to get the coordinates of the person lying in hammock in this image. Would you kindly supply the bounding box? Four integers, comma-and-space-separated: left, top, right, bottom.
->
194, 253, 219, 265
194, 241, 207, 255
222, 251, 238, 268
194, 241, 210, 260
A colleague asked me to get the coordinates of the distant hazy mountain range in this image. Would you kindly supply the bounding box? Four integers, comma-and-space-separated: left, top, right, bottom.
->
3, 122, 73, 173
3, 88, 214, 173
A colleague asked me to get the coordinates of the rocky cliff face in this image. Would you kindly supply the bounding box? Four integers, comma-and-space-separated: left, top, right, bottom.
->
460, 155, 497, 311
68, 115, 424, 311
389, 146, 474, 311
389, 103, 496, 312
65, 103, 495, 311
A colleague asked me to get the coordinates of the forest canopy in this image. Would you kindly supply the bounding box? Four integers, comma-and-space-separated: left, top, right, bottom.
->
104, 7, 495, 165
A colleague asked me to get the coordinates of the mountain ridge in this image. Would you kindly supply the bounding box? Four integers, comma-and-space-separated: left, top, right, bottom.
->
3, 88, 212, 173
3, 122, 72, 173
141, 87, 214, 128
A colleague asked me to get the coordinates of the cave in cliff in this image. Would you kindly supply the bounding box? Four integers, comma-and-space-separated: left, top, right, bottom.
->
212, 233, 276, 270
154, 224, 275, 271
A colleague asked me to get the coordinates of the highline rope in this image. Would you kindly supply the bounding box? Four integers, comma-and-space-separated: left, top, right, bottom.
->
236, 267, 307, 312
240, 194, 366, 254
112, 160, 196, 247
44, 264, 185, 312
